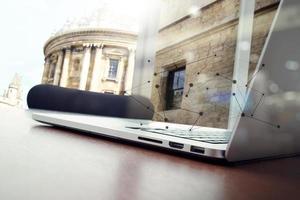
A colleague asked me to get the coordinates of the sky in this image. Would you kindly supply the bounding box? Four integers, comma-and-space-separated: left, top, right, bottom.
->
0, 0, 203, 107
0, 0, 144, 106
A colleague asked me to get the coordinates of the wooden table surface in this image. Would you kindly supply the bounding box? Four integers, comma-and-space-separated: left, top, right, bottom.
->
0, 106, 299, 200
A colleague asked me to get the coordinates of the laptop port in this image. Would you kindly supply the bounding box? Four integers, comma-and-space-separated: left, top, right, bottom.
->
190, 146, 205, 154
138, 137, 163, 144
169, 142, 184, 149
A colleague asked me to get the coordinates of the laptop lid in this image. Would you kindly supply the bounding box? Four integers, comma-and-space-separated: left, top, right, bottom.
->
131, 0, 253, 131
227, 0, 300, 161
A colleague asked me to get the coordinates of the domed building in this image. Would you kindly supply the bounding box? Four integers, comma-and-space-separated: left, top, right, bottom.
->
41, 7, 138, 95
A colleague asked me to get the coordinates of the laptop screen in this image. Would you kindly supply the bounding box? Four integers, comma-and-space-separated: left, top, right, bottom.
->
128, 0, 278, 130
36, 0, 279, 131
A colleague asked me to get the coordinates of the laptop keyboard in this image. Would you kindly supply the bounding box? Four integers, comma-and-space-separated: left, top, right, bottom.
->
126, 127, 231, 144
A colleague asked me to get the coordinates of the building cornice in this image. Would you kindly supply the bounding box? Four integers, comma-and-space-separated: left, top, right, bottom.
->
156, 2, 279, 55
44, 28, 138, 56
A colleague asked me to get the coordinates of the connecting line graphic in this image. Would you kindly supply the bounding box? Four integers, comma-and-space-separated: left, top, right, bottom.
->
122, 52, 280, 131
191, 114, 241, 132
155, 84, 168, 122
236, 86, 247, 106
177, 107, 203, 115
231, 93, 280, 129
192, 69, 281, 130
214, 67, 275, 116
215, 72, 265, 96
122, 80, 152, 94
171, 106, 205, 131
153, 40, 234, 78
124, 91, 165, 122
232, 93, 243, 112
185, 83, 194, 97
246, 63, 266, 87
244, 114, 281, 129
189, 112, 204, 131
215, 71, 269, 122
251, 93, 264, 117
153, 45, 214, 77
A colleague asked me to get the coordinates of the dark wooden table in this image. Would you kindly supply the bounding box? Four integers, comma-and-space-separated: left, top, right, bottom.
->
0, 106, 299, 200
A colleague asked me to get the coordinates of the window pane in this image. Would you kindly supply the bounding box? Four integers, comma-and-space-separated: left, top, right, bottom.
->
172, 89, 184, 108
108, 59, 119, 78
166, 67, 185, 110
173, 70, 185, 89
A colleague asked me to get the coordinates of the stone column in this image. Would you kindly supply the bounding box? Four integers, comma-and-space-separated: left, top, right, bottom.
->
98, 56, 109, 93
124, 48, 136, 94
60, 48, 71, 87
53, 51, 64, 85
79, 45, 92, 90
41, 57, 51, 84
90, 44, 104, 92
117, 58, 125, 93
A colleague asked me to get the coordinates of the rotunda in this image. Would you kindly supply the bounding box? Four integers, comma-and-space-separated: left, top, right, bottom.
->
41, 8, 138, 95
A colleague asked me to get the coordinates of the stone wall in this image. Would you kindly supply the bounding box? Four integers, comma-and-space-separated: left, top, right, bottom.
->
151, 0, 279, 128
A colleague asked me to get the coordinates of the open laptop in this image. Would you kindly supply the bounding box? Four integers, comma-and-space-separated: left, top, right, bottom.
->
31, 0, 300, 162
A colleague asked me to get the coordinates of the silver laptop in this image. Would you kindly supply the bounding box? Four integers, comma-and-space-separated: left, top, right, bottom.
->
31, 0, 300, 162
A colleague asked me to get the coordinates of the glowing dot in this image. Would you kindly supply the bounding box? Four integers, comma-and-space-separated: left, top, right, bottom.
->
269, 83, 279, 93
285, 60, 299, 71
285, 92, 297, 101
239, 41, 250, 51
189, 6, 201, 17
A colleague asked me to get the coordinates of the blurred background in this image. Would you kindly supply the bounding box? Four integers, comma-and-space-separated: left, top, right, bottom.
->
0, 0, 280, 129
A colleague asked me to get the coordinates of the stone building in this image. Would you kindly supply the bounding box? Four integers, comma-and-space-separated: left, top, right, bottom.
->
151, 0, 280, 128
0, 74, 22, 107
41, 8, 138, 95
